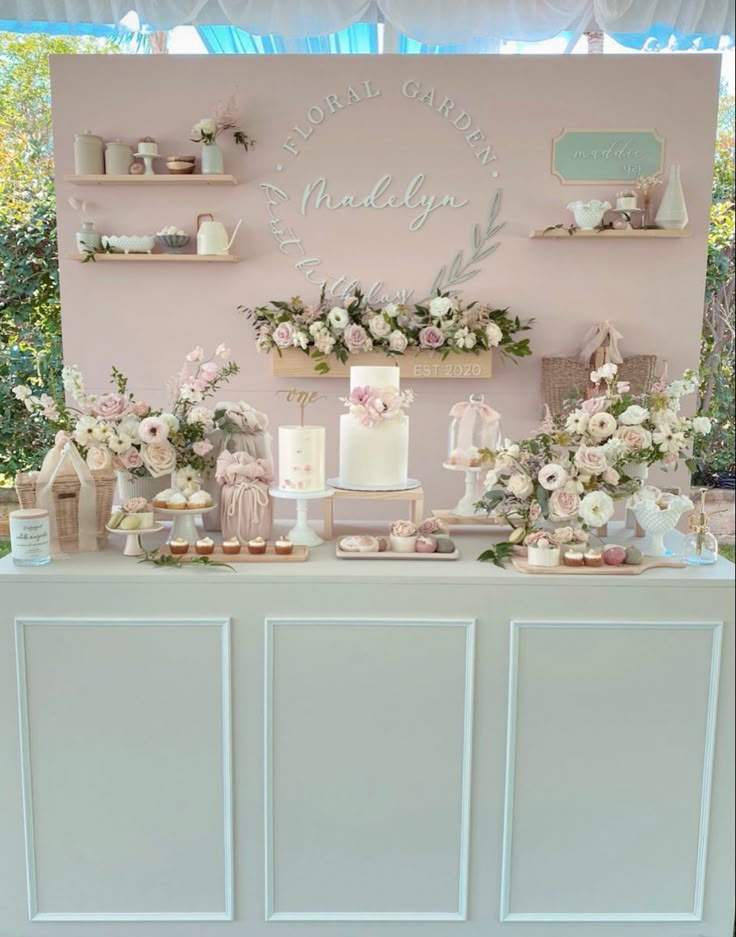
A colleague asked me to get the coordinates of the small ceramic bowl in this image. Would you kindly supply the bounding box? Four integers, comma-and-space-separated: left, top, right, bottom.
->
157, 234, 191, 252
166, 159, 196, 175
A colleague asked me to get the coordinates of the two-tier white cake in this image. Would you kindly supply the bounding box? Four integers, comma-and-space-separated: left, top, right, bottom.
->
337, 366, 410, 489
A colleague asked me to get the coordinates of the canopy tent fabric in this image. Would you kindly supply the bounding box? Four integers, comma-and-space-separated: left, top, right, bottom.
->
0, 0, 733, 44
197, 20, 377, 53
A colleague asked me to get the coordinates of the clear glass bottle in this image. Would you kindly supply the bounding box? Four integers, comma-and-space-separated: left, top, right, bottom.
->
681, 489, 719, 566
447, 393, 501, 468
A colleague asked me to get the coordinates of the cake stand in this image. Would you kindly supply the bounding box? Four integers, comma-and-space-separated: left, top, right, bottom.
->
442, 463, 486, 517
106, 523, 164, 557
327, 478, 420, 492
154, 505, 216, 544
133, 151, 164, 175
269, 487, 334, 546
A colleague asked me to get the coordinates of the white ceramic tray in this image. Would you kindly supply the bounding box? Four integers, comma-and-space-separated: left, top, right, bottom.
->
336, 547, 459, 561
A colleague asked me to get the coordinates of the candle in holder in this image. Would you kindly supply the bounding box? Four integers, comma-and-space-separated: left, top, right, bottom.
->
276, 388, 326, 491
9, 508, 51, 566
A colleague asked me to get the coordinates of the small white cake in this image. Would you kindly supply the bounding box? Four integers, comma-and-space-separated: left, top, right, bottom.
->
278, 425, 326, 491
338, 365, 410, 489
137, 140, 159, 156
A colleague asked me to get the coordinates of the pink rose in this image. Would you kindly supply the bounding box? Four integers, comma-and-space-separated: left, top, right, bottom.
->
549, 525, 575, 545
615, 425, 652, 450
131, 401, 150, 417
343, 323, 371, 353
418, 325, 445, 349
140, 441, 177, 477
418, 517, 447, 535
193, 439, 214, 457
95, 393, 127, 419
529, 501, 543, 522
548, 488, 580, 521
602, 467, 620, 485
123, 497, 149, 513
139, 416, 169, 444
117, 447, 143, 470
574, 445, 608, 475
199, 361, 219, 382
582, 395, 609, 416
390, 519, 417, 537
273, 322, 296, 348
525, 531, 553, 547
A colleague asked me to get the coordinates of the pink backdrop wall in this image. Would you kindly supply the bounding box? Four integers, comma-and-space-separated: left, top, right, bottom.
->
50, 54, 721, 519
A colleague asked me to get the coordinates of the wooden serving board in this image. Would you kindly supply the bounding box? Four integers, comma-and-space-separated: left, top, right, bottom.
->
272, 347, 491, 379
155, 546, 308, 563
512, 556, 685, 576
433, 509, 510, 527
336, 547, 459, 560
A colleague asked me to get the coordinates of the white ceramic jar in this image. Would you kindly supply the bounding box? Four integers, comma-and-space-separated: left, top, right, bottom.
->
526, 544, 561, 567
105, 141, 133, 175
74, 131, 104, 175
9, 508, 51, 566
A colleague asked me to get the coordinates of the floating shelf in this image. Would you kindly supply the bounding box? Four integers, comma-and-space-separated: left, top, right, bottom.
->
68, 253, 240, 263
64, 174, 238, 185
529, 227, 691, 239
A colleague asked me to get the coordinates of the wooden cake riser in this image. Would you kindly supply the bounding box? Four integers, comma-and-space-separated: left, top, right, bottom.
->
512, 556, 685, 576
155, 546, 308, 563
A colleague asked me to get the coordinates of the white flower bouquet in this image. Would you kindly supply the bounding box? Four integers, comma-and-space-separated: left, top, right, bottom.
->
190, 96, 255, 151
242, 289, 532, 373
478, 363, 711, 547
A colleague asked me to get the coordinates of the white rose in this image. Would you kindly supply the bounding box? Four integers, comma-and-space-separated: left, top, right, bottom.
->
86, 446, 112, 471
485, 322, 503, 347
429, 296, 454, 318
187, 406, 215, 429
388, 330, 408, 353
160, 412, 180, 433
368, 314, 392, 339
588, 412, 617, 440
141, 441, 177, 478
693, 416, 712, 434
651, 408, 678, 429
507, 473, 534, 499
574, 445, 608, 475
579, 490, 615, 527
328, 307, 349, 331
619, 405, 649, 425
384, 303, 399, 318
118, 418, 141, 442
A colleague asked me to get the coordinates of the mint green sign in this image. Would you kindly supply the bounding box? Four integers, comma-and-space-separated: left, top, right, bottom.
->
552, 129, 664, 184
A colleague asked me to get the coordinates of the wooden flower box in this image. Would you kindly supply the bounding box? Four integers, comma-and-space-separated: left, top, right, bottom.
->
270, 348, 492, 379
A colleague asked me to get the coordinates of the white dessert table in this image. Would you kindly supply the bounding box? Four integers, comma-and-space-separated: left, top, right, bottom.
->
269, 487, 335, 546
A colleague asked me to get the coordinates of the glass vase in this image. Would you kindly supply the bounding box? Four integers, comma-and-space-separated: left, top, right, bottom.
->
201, 141, 224, 175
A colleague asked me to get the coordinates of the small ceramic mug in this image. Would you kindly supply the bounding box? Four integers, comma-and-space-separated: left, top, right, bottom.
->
389, 534, 417, 553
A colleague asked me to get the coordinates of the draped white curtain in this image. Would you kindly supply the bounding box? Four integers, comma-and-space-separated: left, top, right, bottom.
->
0, 0, 733, 41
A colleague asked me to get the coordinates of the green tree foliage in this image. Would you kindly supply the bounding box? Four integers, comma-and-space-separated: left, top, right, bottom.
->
0, 34, 114, 478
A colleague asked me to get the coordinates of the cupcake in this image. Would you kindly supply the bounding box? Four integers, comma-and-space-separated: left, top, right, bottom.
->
167, 492, 188, 510
169, 538, 189, 555
153, 488, 175, 508
562, 549, 584, 567
584, 548, 603, 568
222, 537, 241, 555
274, 537, 294, 555
248, 536, 267, 555
195, 536, 215, 556
187, 490, 213, 510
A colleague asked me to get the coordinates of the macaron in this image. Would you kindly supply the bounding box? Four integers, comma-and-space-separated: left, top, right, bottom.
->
435, 536, 456, 554
624, 546, 643, 565
108, 511, 125, 529
120, 515, 140, 530
603, 544, 627, 566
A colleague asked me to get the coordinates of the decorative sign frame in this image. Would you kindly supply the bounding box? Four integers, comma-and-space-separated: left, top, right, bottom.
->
552, 129, 664, 184
271, 348, 492, 379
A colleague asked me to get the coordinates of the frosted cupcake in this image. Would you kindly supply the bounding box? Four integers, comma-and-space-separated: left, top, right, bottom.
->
248, 536, 267, 555
187, 490, 213, 510
167, 492, 188, 511
274, 537, 293, 555
195, 536, 215, 556
169, 537, 189, 555
222, 537, 241, 555
153, 488, 175, 509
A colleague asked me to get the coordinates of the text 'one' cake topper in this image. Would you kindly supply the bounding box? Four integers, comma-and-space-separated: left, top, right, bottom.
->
276, 387, 326, 426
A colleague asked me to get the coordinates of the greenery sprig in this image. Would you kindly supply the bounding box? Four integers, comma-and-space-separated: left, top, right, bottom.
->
138, 550, 235, 571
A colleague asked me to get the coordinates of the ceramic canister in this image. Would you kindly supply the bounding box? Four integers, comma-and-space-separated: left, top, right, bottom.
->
74, 131, 104, 175
9, 508, 51, 566
105, 141, 133, 175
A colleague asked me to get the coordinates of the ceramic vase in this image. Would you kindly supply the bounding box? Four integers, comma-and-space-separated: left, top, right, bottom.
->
655, 165, 688, 229
566, 200, 612, 230
201, 142, 224, 175
76, 221, 100, 254
116, 471, 160, 504
632, 493, 693, 556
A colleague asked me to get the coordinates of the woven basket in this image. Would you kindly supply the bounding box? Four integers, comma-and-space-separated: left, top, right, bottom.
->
15, 469, 115, 552
542, 355, 659, 414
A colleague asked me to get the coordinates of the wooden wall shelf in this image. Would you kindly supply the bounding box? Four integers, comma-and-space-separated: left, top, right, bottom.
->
529, 228, 691, 239
68, 253, 240, 263
64, 174, 238, 185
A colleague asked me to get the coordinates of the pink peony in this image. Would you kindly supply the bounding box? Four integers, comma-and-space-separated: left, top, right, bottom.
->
418, 325, 445, 349
140, 441, 176, 477
548, 488, 580, 521
390, 519, 417, 538
139, 416, 169, 444
131, 401, 150, 417
117, 447, 143, 470
581, 395, 609, 416
349, 386, 372, 406
193, 439, 214, 457
199, 361, 219, 382
273, 322, 296, 348
343, 323, 371, 353
574, 445, 608, 475
95, 393, 127, 419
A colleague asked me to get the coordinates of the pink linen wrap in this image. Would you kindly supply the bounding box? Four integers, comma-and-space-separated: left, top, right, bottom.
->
215, 450, 273, 543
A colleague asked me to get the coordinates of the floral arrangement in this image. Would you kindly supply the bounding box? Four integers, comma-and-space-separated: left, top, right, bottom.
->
478, 362, 711, 548
390, 519, 418, 538
342, 384, 413, 427
13, 344, 238, 480
122, 497, 150, 514
634, 173, 663, 225
190, 97, 255, 152
243, 289, 532, 373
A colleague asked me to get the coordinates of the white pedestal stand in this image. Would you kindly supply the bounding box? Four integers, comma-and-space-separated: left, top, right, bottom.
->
154, 506, 216, 544
442, 463, 485, 517
269, 488, 335, 547
105, 524, 164, 557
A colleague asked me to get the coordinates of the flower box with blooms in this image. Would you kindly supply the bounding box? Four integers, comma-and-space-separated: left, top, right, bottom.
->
476, 363, 712, 561
241, 289, 532, 377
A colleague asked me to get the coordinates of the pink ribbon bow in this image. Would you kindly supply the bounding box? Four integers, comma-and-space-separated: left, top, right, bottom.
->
448, 400, 500, 424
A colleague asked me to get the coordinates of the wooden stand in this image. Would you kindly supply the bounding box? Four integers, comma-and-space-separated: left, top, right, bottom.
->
323, 486, 425, 539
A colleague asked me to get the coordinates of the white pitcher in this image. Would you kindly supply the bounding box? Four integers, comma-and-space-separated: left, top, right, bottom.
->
566, 200, 612, 230
196, 214, 242, 255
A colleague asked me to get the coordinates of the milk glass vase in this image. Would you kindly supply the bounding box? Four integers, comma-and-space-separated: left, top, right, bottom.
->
201, 142, 224, 175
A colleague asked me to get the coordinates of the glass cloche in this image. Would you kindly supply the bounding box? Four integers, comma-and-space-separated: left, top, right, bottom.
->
447, 393, 501, 468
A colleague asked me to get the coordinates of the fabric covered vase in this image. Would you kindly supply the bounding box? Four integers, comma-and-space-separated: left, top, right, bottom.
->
216, 450, 273, 543
203, 401, 273, 531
